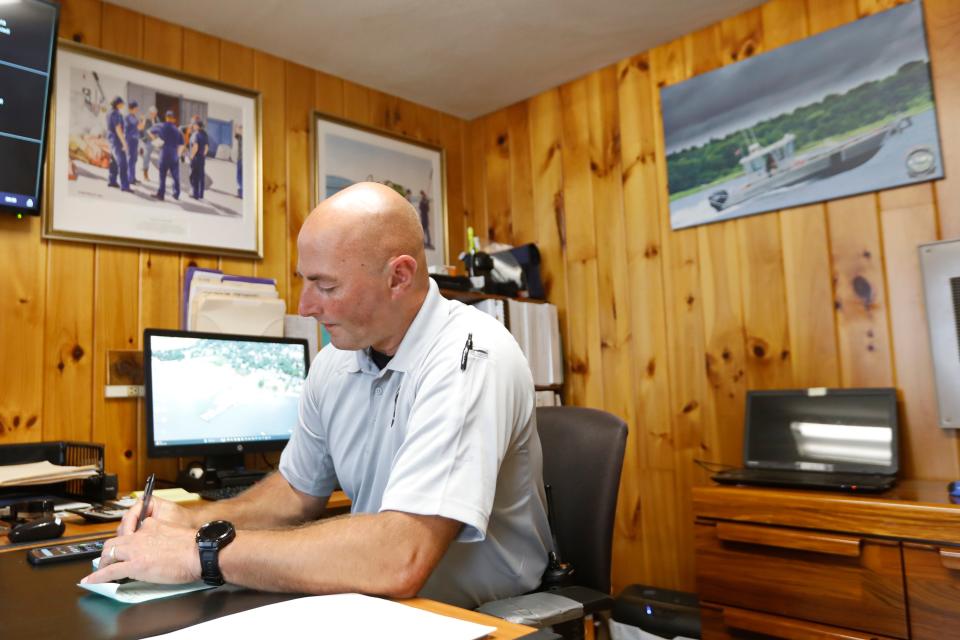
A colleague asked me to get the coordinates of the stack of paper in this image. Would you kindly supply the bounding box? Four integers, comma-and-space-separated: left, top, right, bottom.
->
505, 299, 563, 386
0, 460, 99, 487
183, 267, 285, 337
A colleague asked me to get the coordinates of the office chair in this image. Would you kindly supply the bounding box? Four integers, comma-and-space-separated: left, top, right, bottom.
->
478, 406, 628, 639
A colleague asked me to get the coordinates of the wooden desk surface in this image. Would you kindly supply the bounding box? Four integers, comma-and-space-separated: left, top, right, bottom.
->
694, 479, 960, 542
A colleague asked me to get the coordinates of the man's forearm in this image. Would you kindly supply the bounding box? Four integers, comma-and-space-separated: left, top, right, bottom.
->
216, 511, 459, 598
184, 472, 327, 530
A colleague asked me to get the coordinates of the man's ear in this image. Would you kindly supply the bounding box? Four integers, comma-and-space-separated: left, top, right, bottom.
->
388, 255, 418, 293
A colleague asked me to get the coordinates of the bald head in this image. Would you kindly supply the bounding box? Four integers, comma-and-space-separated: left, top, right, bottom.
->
300, 182, 428, 281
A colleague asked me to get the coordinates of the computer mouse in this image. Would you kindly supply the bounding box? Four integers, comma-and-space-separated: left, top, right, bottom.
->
8, 516, 65, 543
948, 481, 960, 497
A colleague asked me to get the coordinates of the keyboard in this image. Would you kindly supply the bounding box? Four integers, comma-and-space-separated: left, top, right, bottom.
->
198, 485, 252, 501
712, 468, 895, 492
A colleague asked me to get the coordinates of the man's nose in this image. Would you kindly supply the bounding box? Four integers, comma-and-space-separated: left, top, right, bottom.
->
298, 287, 321, 317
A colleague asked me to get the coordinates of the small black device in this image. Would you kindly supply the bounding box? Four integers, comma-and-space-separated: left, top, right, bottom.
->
712, 387, 899, 492
0, 0, 59, 217
613, 585, 701, 639
8, 515, 65, 543
27, 539, 105, 565
196, 520, 235, 586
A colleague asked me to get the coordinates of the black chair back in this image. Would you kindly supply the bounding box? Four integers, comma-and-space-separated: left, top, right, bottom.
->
536, 406, 627, 594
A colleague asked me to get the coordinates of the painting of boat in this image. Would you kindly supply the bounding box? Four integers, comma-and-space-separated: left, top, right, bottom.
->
660, 1, 944, 231
708, 116, 909, 212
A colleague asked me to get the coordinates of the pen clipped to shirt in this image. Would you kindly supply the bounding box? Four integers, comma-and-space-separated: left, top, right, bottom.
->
136, 473, 156, 531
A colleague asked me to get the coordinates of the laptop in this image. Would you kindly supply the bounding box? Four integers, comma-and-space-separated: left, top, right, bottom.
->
712, 387, 899, 493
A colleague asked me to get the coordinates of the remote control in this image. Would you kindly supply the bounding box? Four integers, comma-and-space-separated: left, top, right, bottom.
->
26, 539, 105, 566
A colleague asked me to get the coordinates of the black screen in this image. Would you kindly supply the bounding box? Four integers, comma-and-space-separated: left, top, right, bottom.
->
0, 0, 58, 215
745, 389, 898, 473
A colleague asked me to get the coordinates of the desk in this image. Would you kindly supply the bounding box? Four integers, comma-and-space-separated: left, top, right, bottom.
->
0, 490, 534, 639
0, 548, 534, 639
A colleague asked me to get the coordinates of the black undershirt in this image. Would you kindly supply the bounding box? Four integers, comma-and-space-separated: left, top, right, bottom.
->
370, 348, 393, 370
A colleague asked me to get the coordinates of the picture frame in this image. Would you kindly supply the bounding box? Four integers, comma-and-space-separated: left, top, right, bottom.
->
311, 112, 447, 269
43, 40, 263, 258
661, 0, 943, 230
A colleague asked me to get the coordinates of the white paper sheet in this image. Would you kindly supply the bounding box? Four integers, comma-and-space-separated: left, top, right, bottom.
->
142, 593, 497, 640
79, 557, 215, 603
78, 579, 215, 604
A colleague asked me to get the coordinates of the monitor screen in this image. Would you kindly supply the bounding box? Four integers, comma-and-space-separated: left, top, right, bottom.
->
744, 388, 898, 474
144, 329, 309, 458
0, 0, 59, 216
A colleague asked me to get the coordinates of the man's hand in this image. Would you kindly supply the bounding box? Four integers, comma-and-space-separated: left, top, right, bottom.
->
82, 518, 200, 585
117, 496, 194, 537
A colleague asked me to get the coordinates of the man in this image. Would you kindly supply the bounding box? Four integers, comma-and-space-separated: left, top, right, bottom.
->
124, 100, 143, 186
84, 182, 551, 608
141, 106, 159, 182
149, 110, 184, 201
235, 124, 243, 198
105, 96, 131, 192
189, 120, 209, 200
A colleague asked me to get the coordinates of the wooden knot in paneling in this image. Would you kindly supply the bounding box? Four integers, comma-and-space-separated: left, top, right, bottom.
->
644, 244, 659, 258
72, 345, 85, 361
682, 400, 699, 414
570, 358, 588, 374
553, 191, 567, 249
747, 336, 769, 360
646, 358, 656, 377
852, 275, 875, 309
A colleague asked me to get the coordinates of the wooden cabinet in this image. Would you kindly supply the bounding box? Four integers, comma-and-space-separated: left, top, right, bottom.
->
694, 482, 960, 640
902, 543, 960, 640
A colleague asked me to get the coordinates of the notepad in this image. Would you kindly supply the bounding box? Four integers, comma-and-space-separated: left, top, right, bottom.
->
130, 488, 200, 503
79, 557, 214, 603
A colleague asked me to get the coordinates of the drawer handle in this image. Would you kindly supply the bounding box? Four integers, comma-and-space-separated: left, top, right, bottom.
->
940, 548, 960, 571
716, 522, 862, 557
722, 606, 883, 640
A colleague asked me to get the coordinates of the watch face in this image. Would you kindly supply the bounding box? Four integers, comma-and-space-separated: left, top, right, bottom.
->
200, 520, 233, 541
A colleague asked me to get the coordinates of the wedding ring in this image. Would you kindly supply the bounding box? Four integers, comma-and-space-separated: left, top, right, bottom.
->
109, 545, 117, 561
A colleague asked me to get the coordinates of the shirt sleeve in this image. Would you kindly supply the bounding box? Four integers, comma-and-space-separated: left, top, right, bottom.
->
278, 361, 338, 499
379, 338, 528, 543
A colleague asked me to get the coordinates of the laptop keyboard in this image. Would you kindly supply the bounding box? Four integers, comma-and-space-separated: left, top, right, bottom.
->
715, 468, 892, 490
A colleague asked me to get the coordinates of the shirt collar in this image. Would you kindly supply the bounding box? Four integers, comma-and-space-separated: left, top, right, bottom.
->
350, 279, 446, 375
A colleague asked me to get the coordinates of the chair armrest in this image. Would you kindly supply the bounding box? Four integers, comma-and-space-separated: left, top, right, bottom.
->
475, 591, 584, 627
546, 585, 614, 616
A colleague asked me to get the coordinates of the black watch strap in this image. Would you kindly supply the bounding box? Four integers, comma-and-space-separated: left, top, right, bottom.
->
196, 520, 235, 586
199, 544, 225, 586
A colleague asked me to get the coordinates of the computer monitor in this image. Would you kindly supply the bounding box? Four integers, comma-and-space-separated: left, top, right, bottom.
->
144, 329, 309, 481
0, 0, 59, 216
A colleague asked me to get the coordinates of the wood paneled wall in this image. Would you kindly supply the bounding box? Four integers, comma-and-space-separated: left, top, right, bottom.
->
0, 0, 468, 492
465, 0, 960, 592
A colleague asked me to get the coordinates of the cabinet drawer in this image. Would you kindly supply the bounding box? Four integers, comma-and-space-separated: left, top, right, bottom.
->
701, 602, 901, 640
903, 542, 960, 640
695, 521, 906, 638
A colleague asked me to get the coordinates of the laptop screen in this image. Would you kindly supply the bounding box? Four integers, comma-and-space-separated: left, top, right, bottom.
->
744, 388, 898, 474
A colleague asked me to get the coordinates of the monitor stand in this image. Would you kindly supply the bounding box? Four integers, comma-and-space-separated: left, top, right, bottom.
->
175, 454, 266, 492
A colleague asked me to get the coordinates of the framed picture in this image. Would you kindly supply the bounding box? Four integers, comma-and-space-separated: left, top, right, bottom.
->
43, 41, 262, 258
662, 0, 943, 230
312, 113, 446, 268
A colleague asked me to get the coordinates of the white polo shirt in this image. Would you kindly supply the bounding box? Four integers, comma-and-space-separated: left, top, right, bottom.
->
278, 279, 551, 607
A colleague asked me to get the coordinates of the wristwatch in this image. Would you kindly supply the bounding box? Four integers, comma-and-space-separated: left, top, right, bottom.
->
196, 520, 235, 586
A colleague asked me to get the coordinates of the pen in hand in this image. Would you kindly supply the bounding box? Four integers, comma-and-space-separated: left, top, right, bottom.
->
136, 473, 156, 532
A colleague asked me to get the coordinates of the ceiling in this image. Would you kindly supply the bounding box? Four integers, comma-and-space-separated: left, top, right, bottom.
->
108, 0, 766, 119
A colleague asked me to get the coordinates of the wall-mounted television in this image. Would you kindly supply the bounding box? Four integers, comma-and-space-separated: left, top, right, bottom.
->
0, 0, 59, 216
